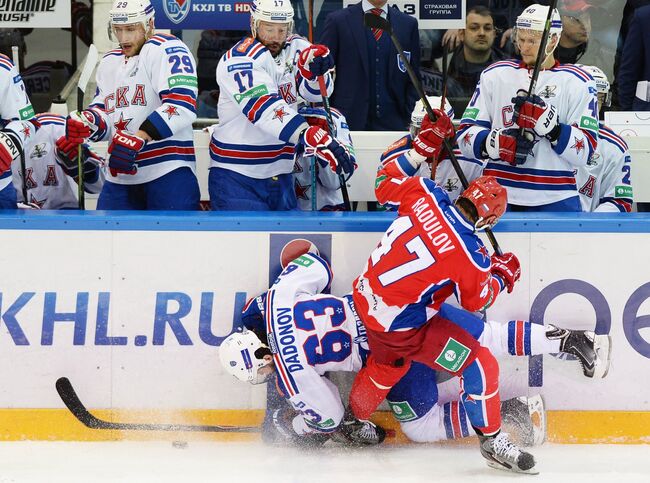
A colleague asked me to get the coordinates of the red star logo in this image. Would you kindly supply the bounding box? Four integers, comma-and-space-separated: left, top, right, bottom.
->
475, 245, 490, 263
294, 179, 311, 201
21, 125, 31, 138
162, 105, 179, 120
29, 194, 46, 209
113, 112, 132, 131
462, 132, 473, 146
272, 106, 289, 123
571, 137, 585, 155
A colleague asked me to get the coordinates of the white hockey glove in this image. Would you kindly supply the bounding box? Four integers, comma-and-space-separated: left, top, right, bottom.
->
0, 131, 22, 175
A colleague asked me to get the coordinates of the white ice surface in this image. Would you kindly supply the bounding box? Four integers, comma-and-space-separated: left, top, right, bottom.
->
0, 441, 648, 483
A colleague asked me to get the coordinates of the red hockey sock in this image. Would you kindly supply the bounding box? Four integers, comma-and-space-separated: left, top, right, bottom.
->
349, 356, 409, 420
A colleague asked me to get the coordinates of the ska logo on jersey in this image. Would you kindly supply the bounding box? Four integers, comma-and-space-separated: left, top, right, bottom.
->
443, 178, 459, 192
272, 106, 289, 123
540, 85, 557, 98
278, 83, 296, 104
571, 137, 585, 155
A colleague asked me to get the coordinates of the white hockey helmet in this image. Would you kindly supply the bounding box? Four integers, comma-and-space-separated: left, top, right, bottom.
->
579, 64, 611, 106
250, 0, 294, 38
410, 96, 454, 137
219, 329, 272, 385
108, 0, 155, 42
513, 4, 562, 57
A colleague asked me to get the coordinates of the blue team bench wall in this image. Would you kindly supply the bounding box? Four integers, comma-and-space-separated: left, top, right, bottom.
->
0, 211, 649, 233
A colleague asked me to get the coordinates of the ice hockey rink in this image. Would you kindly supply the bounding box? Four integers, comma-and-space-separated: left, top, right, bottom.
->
0, 441, 648, 482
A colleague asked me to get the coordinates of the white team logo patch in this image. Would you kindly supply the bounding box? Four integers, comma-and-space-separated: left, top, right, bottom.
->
397, 52, 411, 74
164, 0, 191, 25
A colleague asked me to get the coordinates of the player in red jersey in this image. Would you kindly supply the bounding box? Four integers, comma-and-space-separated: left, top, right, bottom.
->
340, 111, 536, 473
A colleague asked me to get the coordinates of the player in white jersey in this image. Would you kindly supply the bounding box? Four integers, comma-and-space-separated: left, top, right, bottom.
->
457, 4, 599, 211
11, 114, 104, 209
0, 53, 35, 208
209, 0, 353, 211
574, 65, 633, 212
293, 106, 355, 211
64, 0, 199, 210
219, 252, 382, 447
380, 96, 483, 203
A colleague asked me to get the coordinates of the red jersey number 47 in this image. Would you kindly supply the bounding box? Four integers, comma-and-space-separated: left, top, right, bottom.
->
370, 216, 436, 286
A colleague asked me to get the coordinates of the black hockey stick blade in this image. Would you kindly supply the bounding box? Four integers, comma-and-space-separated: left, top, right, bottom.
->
55, 377, 260, 433
363, 12, 392, 34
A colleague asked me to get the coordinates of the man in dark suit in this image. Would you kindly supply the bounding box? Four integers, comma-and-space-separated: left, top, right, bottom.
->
320, 1, 420, 131
618, 4, 650, 110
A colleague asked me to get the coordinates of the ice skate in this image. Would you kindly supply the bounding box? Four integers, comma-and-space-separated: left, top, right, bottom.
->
330, 408, 386, 446
501, 394, 546, 447
479, 432, 538, 474
547, 325, 612, 378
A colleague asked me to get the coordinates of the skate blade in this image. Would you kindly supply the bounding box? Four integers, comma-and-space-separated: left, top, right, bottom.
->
527, 394, 546, 446
593, 334, 612, 379
486, 459, 539, 475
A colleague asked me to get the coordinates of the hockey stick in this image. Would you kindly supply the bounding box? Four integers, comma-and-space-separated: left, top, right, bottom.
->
364, 13, 502, 255
76, 44, 98, 210
518, 0, 559, 139
11, 45, 28, 205
317, 75, 352, 211
55, 377, 260, 433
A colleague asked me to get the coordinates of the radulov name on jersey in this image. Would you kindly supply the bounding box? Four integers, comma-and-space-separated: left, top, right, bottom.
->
412, 197, 456, 254
275, 306, 304, 373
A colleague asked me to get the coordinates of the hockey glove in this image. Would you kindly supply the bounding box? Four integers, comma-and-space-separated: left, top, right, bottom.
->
484, 128, 535, 166
55, 136, 102, 183
66, 110, 104, 143
512, 90, 559, 138
491, 252, 521, 294
299, 126, 354, 176
297, 44, 334, 80
0, 131, 21, 175
302, 108, 331, 132
412, 110, 455, 161
107, 130, 145, 176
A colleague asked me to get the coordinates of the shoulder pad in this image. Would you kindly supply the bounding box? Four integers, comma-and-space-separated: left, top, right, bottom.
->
229, 37, 268, 60
599, 123, 629, 153
381, 135, 411, 161
145, 33, 179, 47
0, 53, 14, 71
550, 63, 593, 83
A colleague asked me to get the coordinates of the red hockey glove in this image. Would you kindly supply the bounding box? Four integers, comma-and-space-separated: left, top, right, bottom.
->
491, 252, 521, 294
55, 136, 102, 181
299, 126, 354, 176
107, 130, 145, 176
484, 128, 535, 166
297, 44, 334, 80
0, 131, 21, 175
65, 110, 104, 143
512, 90, 559, 137
412, 109, 455, 160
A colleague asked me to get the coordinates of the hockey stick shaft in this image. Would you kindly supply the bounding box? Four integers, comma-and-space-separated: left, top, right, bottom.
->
56, 377, 260, 433
12, 45, 28, 204
317, 75, 352, 212
364, 13, 502, 255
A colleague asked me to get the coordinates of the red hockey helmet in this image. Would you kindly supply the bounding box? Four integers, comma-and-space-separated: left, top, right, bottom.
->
459, 176, 507, 230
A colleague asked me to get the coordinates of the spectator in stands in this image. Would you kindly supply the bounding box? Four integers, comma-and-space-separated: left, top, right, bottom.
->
320, 0, 420, 130
556, 0, 592, 63
617, 4, 650, 110
448, 6, 506, 98
195, 29, 246, 118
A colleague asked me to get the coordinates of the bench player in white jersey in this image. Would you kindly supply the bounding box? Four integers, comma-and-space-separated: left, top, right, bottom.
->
64, 0, 199, 210
293, 106, 355, 211
380, 96, 483, 203
11, 113, 104, 209
457, 4, 599, 211
209, 0, 353, 211
220, 252, 609, 466
574, 65, 633, 212
0, 53, 35, 208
